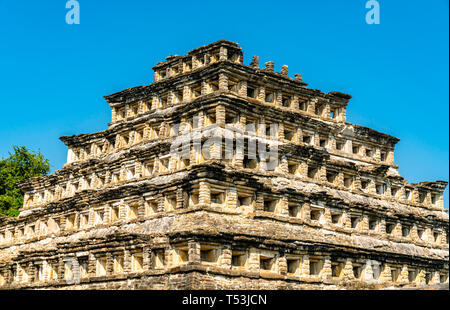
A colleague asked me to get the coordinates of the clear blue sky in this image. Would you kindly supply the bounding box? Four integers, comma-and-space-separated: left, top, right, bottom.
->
0, 0, 448, 208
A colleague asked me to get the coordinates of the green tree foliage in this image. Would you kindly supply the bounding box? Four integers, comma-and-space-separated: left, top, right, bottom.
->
0, 146, 50, 217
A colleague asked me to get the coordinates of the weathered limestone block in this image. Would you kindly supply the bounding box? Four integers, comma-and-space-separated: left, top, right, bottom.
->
321, 257, 332, 280
441, 231, 448, 247
192, 55, 200, 70
167, 91, 174, 107
279, 195, 289, 217
106, 252, 113, 274
354, 175, 362, 191
219, 46, 227, 60
299, 161, 308, 177
163, 247, 171, 269
216, 105, 226, 128
255, 193, 264, 212
160, 122, 169, 137
257, 86, 265, 102
169, 156, 177, 172
275, 91, 282, 106
322, 104, 330, 118
157, 195, 165, 213
238, 114, 246, 130
70, 258, 80, 283
143, 246, 151, 270
338, 107, 347, 122
123, 250, 131, 274
111, 107, 117, 122
314, 133, 320, 148
384, 185, 392, 198
379, 218, 386, 234
302, 203, 311, 221
343, 259, 355, 280
58, 216, 66, 232
238, 80, 247, 97
342, 211, 351, 229
176, 188, 184, 209
412, 189, 420, 204
410, 225, 419, 241
198, 111, 205, 129
204, 54, 211, 66
182, 85, 190, 102
88, 209, 95, 226
151, 96, 158, 110
280, 65, 288, 77
368, 179, 376, 194
329, 137, 336, 150
392, 222, 403, 238
138, 100, 146, 114
227, 187, 237, 210
318, 165, 327, 183
280, 156, 288, 174
322, 207, 332, 224
264, 61, 274, 72
88, 253, 96, 276
250, 55, 259, 68
124, 104, 131, 118
291, 95, 299, 109
248, 249, 260, 272
387, 150, 394, 165
301, 255, 310, 277
220, 246, 232, 269
278, 123, 285, 140
190, 147, 197, 166
437, 194, 445, 209
307, 98, 317, 114
374, 148, 381, 161
424, 192, 432, 206
234, 142, 244, 168
360, 215, 369, 232
424, 227, 433, 243
337, 172, 344, 187
28, 263, 36, 283
257, 117, 265, 137
430, 271, 441, 284
278, 256, 287, 275
398, 265, 409, 284
380, 265, 392, 283
417, 269, 427, 285
199, 181, 210, 205
362, 260, 378, 282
